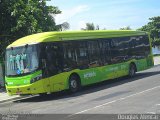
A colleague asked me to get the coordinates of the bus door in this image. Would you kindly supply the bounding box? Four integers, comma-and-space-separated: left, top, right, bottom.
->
43, 43, 64, 92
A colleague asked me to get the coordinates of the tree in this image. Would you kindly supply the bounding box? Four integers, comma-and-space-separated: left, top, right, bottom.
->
82, 23, 100, 30
139, 16, 160, 45
56, 22, 70, 31
96, 25, 100, 30
86, 23, 95, 30
120, 26, 132, 30
0, 0, 61, 59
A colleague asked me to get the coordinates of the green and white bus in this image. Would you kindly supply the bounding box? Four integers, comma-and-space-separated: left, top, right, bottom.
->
5, 30, 154, 95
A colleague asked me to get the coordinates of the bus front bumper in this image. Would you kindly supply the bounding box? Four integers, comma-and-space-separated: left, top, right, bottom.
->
6, 83, 46, 95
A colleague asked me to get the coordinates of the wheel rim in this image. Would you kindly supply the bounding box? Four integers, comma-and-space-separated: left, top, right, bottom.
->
70, 79, 77, 89
130, 66, 135, 76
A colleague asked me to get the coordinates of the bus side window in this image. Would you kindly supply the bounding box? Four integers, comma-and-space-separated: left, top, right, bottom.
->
133, 36, 145, 59
117, 37, 130, 61
45, 44, 58, 76
76, 41, 89, 69
87, 40, 101, 68
142, 35, 150, 56
44, 43, 64, 76
63, 42, 78, 71
110, 39, 120, 64
110, 38, 130, 63
99, 39, 111, 65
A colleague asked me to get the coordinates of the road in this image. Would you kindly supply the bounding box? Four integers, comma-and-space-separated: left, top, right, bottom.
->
0, 65, 160, 117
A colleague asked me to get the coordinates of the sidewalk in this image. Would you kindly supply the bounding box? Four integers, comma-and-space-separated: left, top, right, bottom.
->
0, 91, 22, 103
0, 88, 31, 103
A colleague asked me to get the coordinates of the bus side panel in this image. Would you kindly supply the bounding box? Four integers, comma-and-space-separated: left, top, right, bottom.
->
78, 62, 129, 86
49, 72, 71, 92
147, 55, 154, 68
115, 62, 129, 77
78, 68, 102, 85
135, 58, 149, 72
102, 64, 121, 80
101, 62, 129, 81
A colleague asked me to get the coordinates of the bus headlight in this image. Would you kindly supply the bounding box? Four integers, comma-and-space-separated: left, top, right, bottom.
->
30, 74, 42, 84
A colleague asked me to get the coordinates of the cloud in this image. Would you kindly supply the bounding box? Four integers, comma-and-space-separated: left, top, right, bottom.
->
54, 5, 90, 25
105, 0, 146, 6
77, 21, 87, 30
108, 8, 160, 29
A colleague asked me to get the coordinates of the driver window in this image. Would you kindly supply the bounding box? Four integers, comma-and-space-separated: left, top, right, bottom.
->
45, 43, 63, 76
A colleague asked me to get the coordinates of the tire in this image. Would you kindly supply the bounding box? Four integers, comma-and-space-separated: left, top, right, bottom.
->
129, 64, 136, 77
69, 75, 80, 93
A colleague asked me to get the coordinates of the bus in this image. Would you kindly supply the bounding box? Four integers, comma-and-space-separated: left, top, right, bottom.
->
5, 30, 154, 95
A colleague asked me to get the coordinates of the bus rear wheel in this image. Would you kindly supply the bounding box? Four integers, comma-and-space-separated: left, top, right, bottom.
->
129, 64, 136, 77
69, 75, 80, 93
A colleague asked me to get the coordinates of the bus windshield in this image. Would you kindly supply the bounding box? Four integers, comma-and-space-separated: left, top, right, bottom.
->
5, 44, 39, 76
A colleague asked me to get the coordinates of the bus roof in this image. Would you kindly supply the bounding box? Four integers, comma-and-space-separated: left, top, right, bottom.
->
7, 30, 147, 48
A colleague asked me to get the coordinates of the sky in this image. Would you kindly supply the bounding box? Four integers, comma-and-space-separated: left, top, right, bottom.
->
47, 0, 160, 30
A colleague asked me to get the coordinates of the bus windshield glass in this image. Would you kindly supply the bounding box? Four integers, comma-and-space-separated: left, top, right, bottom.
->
5, 44, 39, 76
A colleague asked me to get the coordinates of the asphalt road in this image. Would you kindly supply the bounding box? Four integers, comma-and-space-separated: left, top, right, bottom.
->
0, 65, 160, 116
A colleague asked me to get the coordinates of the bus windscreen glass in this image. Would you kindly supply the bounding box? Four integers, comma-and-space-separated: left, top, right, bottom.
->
5, 45, 39, 76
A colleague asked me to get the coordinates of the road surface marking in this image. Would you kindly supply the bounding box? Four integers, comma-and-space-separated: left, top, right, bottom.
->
146, 112, 156, 114
69, 85, 160, 116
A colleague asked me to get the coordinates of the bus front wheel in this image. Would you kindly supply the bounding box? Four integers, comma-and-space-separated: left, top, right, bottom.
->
129, 64, 136, 77
69, 75, 80, 93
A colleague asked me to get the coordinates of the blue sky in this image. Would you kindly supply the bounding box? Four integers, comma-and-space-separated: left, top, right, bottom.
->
47, 0, 160, 30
